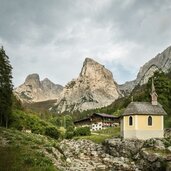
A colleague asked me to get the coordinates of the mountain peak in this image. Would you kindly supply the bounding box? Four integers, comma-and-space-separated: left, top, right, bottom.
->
53, 57, 122, 113
120, 45, 171, 95
41, 78, 52, 84
14, 74, 63, 103
84, 57, 97, 63
25, 73, 41, 87
25, 73, 40, 82
43, 78, 50, 81
83, 57, 100, 67
80, 57, 106, 78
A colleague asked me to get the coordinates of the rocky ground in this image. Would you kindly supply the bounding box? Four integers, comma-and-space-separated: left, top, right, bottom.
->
1, 127, 171, 171
104, 138, 171, 171
48, 136, 171, 171
57, 139, 137, 171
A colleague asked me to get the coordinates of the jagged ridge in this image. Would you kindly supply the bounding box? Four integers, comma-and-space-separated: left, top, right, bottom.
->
14, 73, 63, 103
120, 46, 171, 94
52, 58, 122, 113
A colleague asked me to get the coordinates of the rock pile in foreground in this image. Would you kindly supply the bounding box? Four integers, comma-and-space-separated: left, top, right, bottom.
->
1, 126, 171, 171
56, 139, 137, 171
49, 137, 171, 171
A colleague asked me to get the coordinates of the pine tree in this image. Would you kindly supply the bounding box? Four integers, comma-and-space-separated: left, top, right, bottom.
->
0, 46, 13, 128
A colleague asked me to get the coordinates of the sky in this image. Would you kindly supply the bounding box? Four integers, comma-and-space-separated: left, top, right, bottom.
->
0, 0, 171, 87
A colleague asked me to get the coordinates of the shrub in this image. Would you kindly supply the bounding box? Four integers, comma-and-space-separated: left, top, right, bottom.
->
45, 126, 60, 139
65, 131, 74, 139
31, 126, 44, 134
74, 127, 91, 136
9, 110, 60, 137
66, 126, 74, 132
58, 127, 66, 139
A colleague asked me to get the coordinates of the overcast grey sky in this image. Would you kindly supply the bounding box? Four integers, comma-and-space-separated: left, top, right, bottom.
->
1, 0, 171, 87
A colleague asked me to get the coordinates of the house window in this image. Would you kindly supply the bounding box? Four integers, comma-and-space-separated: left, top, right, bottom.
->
129, 116, 133, 126
148, 116, 152, 126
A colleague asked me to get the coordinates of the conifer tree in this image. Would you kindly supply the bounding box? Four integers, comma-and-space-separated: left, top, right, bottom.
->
0, 46, 13, 127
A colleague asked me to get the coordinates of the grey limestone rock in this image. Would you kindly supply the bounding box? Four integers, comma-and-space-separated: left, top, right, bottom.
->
53, 58, 122, 113
120, 46, 171, 94
14, 73, 63, 103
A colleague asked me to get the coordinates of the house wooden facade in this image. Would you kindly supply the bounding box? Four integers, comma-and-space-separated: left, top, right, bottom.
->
74, 113, 120, 131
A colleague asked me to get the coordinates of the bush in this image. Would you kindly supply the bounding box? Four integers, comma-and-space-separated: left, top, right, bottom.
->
45, 126, 60, 139
65, 131, 74, 139
58, 127, 66, 139
31, 127, 44, 134
74, 127, 91, 136
10, 110, 57, 134
65, 126, 75, 139
10, 110, 48, 132
66, 126, 74, 132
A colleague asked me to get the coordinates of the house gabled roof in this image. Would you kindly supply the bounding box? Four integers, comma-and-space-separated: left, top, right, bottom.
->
74, 117, 90, 124
122, 102, 167, 116
92, 113, 120, 118
74, 113, 119, 124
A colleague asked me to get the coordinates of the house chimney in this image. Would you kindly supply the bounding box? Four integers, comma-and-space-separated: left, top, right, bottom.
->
150, 78, 158, 105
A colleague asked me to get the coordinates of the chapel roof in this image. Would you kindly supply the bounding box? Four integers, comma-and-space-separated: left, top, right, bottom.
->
122, 102, 167, 116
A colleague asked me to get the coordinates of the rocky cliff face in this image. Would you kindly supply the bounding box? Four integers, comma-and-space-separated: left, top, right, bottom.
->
120, 46, 171, 94
14, 74, 63, 103
52, 58, 122, 113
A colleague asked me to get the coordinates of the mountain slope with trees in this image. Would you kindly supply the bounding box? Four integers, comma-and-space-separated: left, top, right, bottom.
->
71, 70, 171, 127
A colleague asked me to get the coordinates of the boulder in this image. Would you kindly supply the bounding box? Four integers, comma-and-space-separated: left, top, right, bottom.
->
104, 138, 144, 158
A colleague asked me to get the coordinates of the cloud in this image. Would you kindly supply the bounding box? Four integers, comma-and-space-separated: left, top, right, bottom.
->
0, 0, 171, 86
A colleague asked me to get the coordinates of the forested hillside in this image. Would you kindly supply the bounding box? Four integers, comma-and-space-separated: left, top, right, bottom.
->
71, 71, 171, 127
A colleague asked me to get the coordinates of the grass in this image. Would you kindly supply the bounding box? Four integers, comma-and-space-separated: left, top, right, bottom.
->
0, 127, 59, 171
94, 126, 120, 136
74, 127, 120, 144
0, 146, 56, 171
